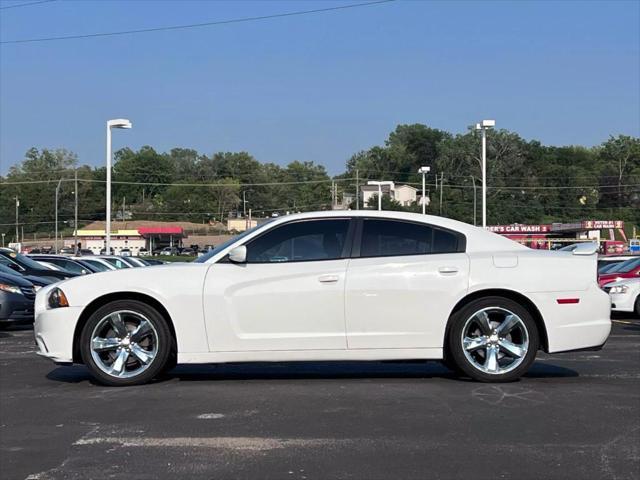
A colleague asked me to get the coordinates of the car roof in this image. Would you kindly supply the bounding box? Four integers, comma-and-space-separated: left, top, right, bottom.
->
260, 210, 525, 253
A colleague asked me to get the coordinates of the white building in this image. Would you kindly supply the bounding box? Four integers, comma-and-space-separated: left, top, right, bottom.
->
360, 182, 419, 207
76, 229, 145, 255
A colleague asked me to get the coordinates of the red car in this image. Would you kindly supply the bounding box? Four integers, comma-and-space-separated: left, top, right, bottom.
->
598, 257, 640, 287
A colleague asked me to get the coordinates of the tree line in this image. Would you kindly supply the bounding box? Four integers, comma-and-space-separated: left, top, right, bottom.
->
1, 124, 639, 241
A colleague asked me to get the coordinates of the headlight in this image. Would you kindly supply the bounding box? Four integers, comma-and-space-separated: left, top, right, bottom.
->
48, 288, 69, 309
609, 285, 629, 294
0, 283, 22, 295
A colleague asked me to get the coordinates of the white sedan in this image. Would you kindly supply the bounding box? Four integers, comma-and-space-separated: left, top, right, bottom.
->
605, 277, 640, 315
34, 211, 611, 386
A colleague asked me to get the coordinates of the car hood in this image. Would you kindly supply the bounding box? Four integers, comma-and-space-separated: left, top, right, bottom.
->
0, 271, 34, 288
41, 262, 210, 308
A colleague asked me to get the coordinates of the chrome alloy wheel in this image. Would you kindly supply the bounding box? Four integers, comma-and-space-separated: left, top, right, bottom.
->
460, 307, 529, 375
90, 310, 159, 379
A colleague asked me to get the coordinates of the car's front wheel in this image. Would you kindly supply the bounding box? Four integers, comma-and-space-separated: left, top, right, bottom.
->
80, 300, 171, 386
448, 297, 539, 382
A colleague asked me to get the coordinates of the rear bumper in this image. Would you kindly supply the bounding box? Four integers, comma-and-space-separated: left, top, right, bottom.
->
528, 284, 612, 354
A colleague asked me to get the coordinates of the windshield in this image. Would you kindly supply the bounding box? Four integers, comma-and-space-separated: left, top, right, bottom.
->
101, 257, 132, 269
599, 262, 621, 274
611, 257, 640, 273
1, 250, 47, 270
0, 263, 23, 276
81, 259, 112, 272
194, 220, 274, 263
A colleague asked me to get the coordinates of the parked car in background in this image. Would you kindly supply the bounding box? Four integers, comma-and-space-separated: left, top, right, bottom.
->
604, 278, 640, 316
0, 271, 37, 328
59, 247, 75, 255
141, 258, 165, 266
34, 211, 610, 386
120, 248, 132, 257
159, 247, 177, 256
122, 257, 147, 267
599, 262, 624, 274
598, 257, 640, 287
77, 249, 94, 256
138, 248, 150, 257
0, 248, 78, 282
74, 257, 116, 272
0, 264, 57, 289
96, 256, 133, 269
29, 255, 98, 276
100, 247, 115, 255
180, 248, 196, 256
597, 255, 635, 272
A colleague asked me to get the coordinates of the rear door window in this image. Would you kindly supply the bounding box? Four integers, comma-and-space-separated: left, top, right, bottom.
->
359, 219, 463, 258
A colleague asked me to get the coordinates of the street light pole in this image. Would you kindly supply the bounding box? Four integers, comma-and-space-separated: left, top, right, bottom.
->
106, 119, 132, 254
470, 175, 477, 226
55, 178, 62, 253
418, 166, 430, 215
475, 119, 495, 228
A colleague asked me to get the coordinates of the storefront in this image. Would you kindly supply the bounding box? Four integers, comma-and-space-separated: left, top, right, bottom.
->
488, 220, 627, 253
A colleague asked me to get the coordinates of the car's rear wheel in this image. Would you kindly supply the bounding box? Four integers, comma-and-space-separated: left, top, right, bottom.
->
635, 296, 640, 317
80, 300, 171, 386
448, 297, 539, 382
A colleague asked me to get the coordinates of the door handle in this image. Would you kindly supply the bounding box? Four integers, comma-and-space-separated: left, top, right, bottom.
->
318, 274, 339, 283
438, 267, 459, 275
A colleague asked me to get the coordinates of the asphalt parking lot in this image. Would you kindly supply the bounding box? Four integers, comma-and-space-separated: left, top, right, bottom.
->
1, 317, 639, 480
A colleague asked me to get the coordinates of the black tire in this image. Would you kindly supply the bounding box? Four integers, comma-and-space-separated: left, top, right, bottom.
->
80, 299, 171, 386
447, 296, 539, 383
635, 296, 640, 318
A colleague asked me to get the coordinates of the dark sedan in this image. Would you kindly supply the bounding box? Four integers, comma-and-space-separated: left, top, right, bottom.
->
0, 248, 78, 282
28, 255, 99, 276
0, 271, 37, 328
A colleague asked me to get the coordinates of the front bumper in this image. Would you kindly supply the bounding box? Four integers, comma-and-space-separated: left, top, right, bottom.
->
610, 292, 636, 313
0, 292, 35, 325
34, 306, 84, 364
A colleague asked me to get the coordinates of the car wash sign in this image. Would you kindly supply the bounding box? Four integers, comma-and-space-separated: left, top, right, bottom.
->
488, 224, 552, 234
581, 220, 624, 230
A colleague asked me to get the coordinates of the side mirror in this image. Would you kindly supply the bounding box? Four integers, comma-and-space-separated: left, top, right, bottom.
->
228, 246, 247, 264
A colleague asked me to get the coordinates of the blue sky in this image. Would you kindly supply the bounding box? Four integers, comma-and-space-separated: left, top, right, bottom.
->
1, 0, 638, 175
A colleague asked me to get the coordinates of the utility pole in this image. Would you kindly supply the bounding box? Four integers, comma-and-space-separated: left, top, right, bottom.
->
355, 169, 360, 210
14, 196, 19, 244
331, 180, 336, 209
439, 173, 444, 216
74, 169, 78, 254
55, 179, 62, 253
122, 196, 126, 225
242, 191, 247, 218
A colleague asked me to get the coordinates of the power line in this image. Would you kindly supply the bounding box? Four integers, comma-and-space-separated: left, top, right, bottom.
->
0, 0, 395, 44
0, 0, 55, 10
